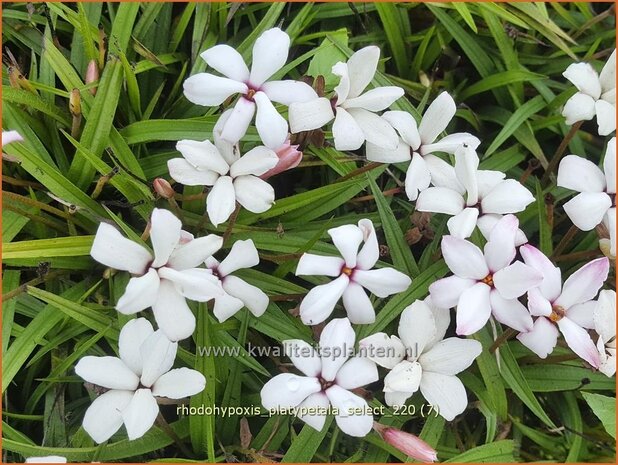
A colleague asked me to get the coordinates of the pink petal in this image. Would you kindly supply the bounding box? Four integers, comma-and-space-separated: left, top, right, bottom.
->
554, 257, 610, 309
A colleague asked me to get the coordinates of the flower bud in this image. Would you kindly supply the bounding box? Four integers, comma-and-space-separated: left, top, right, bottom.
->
69, 88, 81, 117
86, 60, 99, 95
153, 178, 175, 199
261, 138, 303, 179
373, 423, 437, 462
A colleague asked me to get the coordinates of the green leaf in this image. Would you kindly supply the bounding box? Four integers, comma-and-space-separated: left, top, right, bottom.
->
281, 418, 333, 462
581, 392, 616, 439
445, 440, 516, 462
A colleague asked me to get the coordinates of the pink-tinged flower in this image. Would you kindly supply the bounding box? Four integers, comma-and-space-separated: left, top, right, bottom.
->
594, 290, 616, 377
365, 92, 480, 201
373, 423, 438, 462
260, 138, 303, 179
296, 219, 411, 325
205, 239, 269, 323
360, 299, 481, 421
289, 46, 403, 151
183, 28, 317, 149
429, 215, 542, 335
562, 49, 615, 136
75, 319, 205, 443
260, 318, 378, 437
516, 245, 609, 368
90, 208, 223, 341
153, 178, 175, 199
557, 137, 615, 257
417, 145, 533, 242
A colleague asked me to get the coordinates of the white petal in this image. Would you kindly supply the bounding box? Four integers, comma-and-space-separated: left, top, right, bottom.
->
447, 208, 479, 239
150, 209, 182, 268
520, 245, 562, 302
564, 192, 612, 231
122, 389, 159, 440
557, 154, 606, 193
353, 268, 411, 298
288, 98, 334, 133
167, 158, 219, 186
397, 300, 437, 356
213, 291, 244, 322
234, 175, 275, 213
116, 269, 160, 314
421, 132, 480, 156
384, 360, 422, 393
562, 92, 596, 125
139, 329, 178, 387
249, 28, 290, 87
441, 235, 488, 280
341, 282, 375, 324
384, 391, 412, 407
201, 44, 250, 81
382, 110, 421, 149
230, 146, 278, 178
223, 275, 269, 317
75, 356, 139, 390
429, 276, 476, 309
346, 46, 380, 99
419, 372, 467, 421
557, 317, 600, 368
599, 49, 616, 93
260, 373, 321, 410
366, 140, 411, 164
82, 390, 133, 444
454, 144, 480, 204
214, 110, 240, 165
336, 356, 379, 389
425, 296, 452, 349
326, 385, 373, 437
358, 333, 406, 369
159, 267, 223, 301
565, 300, 596, 329
168, 234, 223, 270
319, 317, 355, 382
220, 98, 256, 144
418, 91, 456, 145
218, 238, 260, 276
416, 187, 465, 215
297, 392, 329, 431
254, 91, 288, 149
356, 218, 379, 270
332, 107, 365, 151
595, 99, 616, 136
477, 213, 528, 246
118, 318, 154, 377
456, 283, 492, 335
604, 138, 616, 193
152, 280, 196, 341
299, 275, 349, 326
527, 287, 552, 317
481, 180, 534, 214
347, 108, 399, 150
176, 139, 230, 175
328, 224, 363, 268
489, 290, 534, 332
554, 257, 610, 309
594, 290, 616, 343
405, 153, 431, 201
419, 338, 482, 375
262, 80, 318, 105
563, 62, 601, 99
152, 367, 206, 399
343, 87, 404, 112
603, 208, 616, 257
493, 261, 543, 299
425, 154, 464, 193
207, 176, 237, 227
183, 73, 247, 106
296, 253, 345, 277
2, 130, 23, 146
283, 339, 321, 377
90, 223, 151, 274
516, 317, 558, 358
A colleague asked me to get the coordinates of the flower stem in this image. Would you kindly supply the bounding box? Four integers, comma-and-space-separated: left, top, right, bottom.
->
541, 121, 583, 185
552, 224, 579, 258
489, 328, 517, 353
222, 203, 241, 246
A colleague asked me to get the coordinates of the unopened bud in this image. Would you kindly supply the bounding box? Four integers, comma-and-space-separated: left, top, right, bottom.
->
69, 89, 81, 117
261, 138, 303, 179
373, 423, 437, 462
419, 70, 432, 88
86, 60, 99, 95
153, 178, 175, 199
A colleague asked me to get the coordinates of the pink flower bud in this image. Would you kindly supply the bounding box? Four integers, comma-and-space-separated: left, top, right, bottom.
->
153, 178, 175, 199
86, 60, 99, 95
374, 423, 438, 462
260, 138, 303, 179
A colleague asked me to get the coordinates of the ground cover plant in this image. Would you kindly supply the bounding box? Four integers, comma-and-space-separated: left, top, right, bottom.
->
1, 1, 617, 463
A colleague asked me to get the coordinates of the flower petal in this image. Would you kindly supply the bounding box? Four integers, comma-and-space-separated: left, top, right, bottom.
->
563, 192, 612, 231
220, 98, 256, 145
562, 92, 596, 125
91, 223, 152, 274
565, 300, 596, 329
563, 62, 601, 99
75, 356, 139, 390
382, 110, 421, 149
296, 253, 345, 277
429, 276, 476, 309
358, 333, 406, 369
288, 98, 335, 133
116, 269, 160, 315
454, 144, 480, 205
557, 317, 600, 368
260, 373, 321, 410
557, 154, 606, 193
332, 107, 365, 151
152, 280, 196, 341
299, 275, 349, 326
347, 108, 399, 150
447, 207, 479, 239
218, 239, 260, 276
397, 300, 437, 356
254, 91, 288, 149
139, 329, 178, 387
152, 367, 206, 399
118, 318, 154, 377
261, 80, 318, 105
527, 287, 552, 317
489, 290, 534, 332
168, 234, 223, 270
595, 99, 616, 136
419, 338, 482, 375
176, 139, 230, 175
441, 236, 488, 280
420, 132, 480, 156
213, 110, 239, 165
342, 282, 375, 324
207, 176, 237, 227
477, 213, 528, 247
604, 137, 616, 193
320, 317, 355, 382
516, 317, 558, 358
249, 28, 290, 86
417, 187, 465, 215
599, 49, 616, 93
122, 388, 159, 441
456, 282, 491, 335
419, 372, 467, 421
167, 158, 219, 186
336, 356, 379, 390
493, 261, 543, 300
418, 91, 456, 145
223, 275, 269, 317
384, 391, 412, 407
356, 218, 380, 270
2, 130, 23, 146
483, 214, 519, 273
283, 339, 321, 377
353, 268, 412, 298
230, 146, 278, 177
481, 180, 534, 215
594, 290, 616, 342
150, 209, 182, 268
82, 390, 133, 444
424, 155, 464, 193
366, 140, 411, 164
213, 291, 245, 323
346, 46, 380, 99
201, 44, 249, 81
328, 224, 363, 268
326, 385, 374, 437
159, 267, 223, 301
405, 152, 432, 201
520, 245, 562, 302
297, 392, 329, 431
183, 73, 247, 106
384, 360, 422, 393
554, 257, 610, 309
234, 175, 275, 214
343, 87, 404, 112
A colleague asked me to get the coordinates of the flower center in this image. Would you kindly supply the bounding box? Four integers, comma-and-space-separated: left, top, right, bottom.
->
341, 266, 354, 276
609, 193, 616, 208
245, 88, 257, 101
549, 305, 566, 322
329, 96, 338, 112
319, 376, 335, 391
481, 274, 494, 287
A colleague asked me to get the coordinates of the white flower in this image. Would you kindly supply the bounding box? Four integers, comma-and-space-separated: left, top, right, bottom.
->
26, 457, 67, 463
289, 46, 404, 151
562, 49, 615, 136
260, 318, 378, 437
417, 144, 534, 242
429, 215, 543, 335
90, 208, 223, 341
557, 137, 616, 257
594, 290, 616, 377
183, 28, 317, 149
168, 110, 279, 227
360, 299, 481, 421
516, 245, 609, 368
2, 130, 23, 146
75, 318, 206, 443
205, 239, 269, 322
365, 92, 480, 201
296, 219, 411, 325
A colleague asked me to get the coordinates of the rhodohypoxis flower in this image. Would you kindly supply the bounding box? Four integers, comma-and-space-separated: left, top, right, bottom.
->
417, 144, 534, 241
75, 318, 206, 443
594, 290, 616, 377
260, 138, 303, 179
168, 111, 279, 226
296, 219, 411, 325
184, 28, 317, 149
557, 137, 616, 257
205, 239, 269, 322
516, 245, 609, 368
373, 423, 437, 462
90, 208, 223, 341
562, 49, 616, 136
365, 91, 480, 201
288, 46, 403, 151
261, 318, 378, 437
360, 299, 481, 421
2, 129, 23, 161
429, 215, 542, 335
